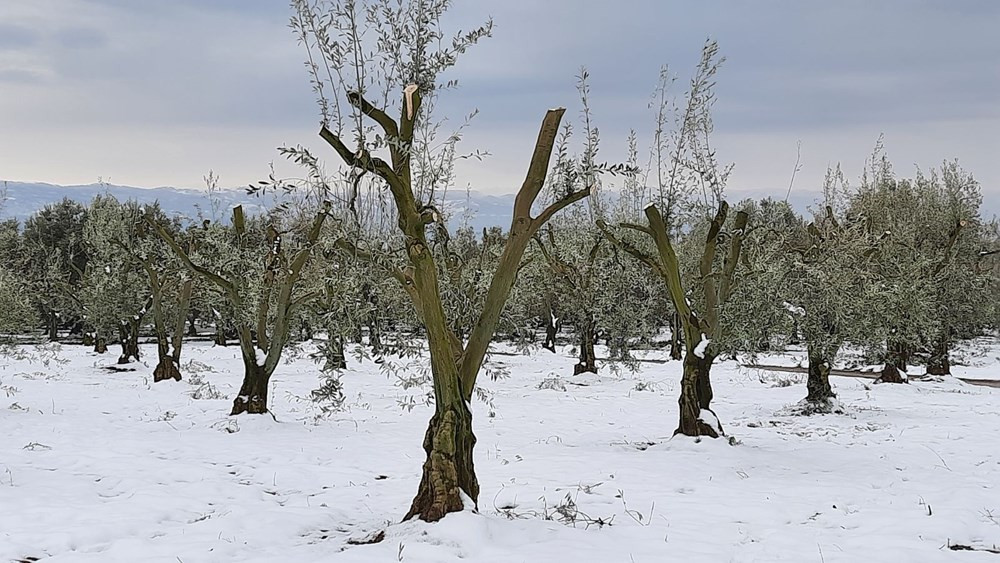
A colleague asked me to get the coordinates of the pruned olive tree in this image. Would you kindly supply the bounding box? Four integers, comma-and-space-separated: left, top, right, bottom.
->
293, 0, 591, 521
599, 40, 748, 438
113, 203, 197, 383
153, 201, 331, 414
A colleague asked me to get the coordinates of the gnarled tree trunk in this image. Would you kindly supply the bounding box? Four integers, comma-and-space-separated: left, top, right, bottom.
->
676, 352, 721, 438
405, 393, 479, 522
805, 349, 835, 404
231, 359, 270, 415
153, 356, 182, 382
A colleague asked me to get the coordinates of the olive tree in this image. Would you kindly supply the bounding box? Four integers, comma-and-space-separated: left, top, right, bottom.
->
81, 195, 153, 362
293, 0, 594, 521
154, 200, 331, 414
600, 40, 749, 438
22, 199, 89, 341
847, 150, 973, 382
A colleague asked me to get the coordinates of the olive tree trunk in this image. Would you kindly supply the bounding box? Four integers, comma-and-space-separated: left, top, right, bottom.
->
926, 332, 951, 376
805, 347, 836, 404
542, 299, 559, 353
877, 339, 909, 383
573, 315, 597, 375
117, 317, 142, 365
232, 350, 270, 415
676, 351, 721, 437
669, 311, 683, 361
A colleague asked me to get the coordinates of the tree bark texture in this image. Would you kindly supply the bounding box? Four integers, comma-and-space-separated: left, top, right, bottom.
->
805, 350, 835, 403
231, 360, 269, 415
676, 352, 722, 438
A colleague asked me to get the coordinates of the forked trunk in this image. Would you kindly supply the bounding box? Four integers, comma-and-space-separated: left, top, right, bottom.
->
669, 312, 683, 361
153, 356, 182, 382
573, 316, 597, 375
926, 333, 951, 376
117, 320, 141, 364
676, 352, 721, 438
404, 397, 479, 522
231, 361, 270, 415
152, 320, 179, 382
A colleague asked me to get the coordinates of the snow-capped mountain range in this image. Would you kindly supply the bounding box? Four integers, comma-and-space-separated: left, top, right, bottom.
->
7, 180, 989, 232
0, 181, 520, 233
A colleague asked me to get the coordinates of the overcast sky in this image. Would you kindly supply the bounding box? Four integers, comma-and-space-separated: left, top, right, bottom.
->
1, 0, 997, 202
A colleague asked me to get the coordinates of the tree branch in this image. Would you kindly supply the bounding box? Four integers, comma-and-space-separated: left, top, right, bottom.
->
512, 108, 566, 229
531, 188, 590, 230
347, 91, 399, 140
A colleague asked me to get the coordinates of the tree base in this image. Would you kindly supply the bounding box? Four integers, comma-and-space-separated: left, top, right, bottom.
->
231, 366, 269, 415
787, 397, 846, 416
875, 364, 908, 384
231, 395, 268, 415
675, 407, 723, 439
573, 362, 597, 376
926, 357, 950, 376
404, 404, 479, 523
153, 357, 182, 382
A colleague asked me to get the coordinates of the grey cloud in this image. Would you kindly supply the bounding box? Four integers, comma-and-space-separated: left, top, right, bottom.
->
0, 23, 41, 50
1, 0, 997, 193
55, 26, 108, 49
0, 68, 46, 83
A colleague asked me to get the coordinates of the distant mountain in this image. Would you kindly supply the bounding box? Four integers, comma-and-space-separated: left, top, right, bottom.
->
3, 181, 995, 232
0, 181, 274, 225
0, 180, 518, 233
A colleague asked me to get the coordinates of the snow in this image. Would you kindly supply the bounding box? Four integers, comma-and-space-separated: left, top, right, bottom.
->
693, 333, 710, 358
782, 301, 806, 317
2, 339, 1000, 561
697, 408, 722, 434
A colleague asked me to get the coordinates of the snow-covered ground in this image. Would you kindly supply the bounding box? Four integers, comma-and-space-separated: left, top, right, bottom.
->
2, 339, 999, 562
